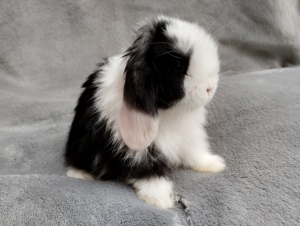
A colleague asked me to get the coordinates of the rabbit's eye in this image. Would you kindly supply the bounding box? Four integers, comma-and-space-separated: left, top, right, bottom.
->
175, 60, 181, 68
169, 59, 182, 69
152, 50, 187, 73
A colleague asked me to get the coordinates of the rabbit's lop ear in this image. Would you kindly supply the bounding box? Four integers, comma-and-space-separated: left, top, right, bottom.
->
118, 102, 159, 151
118, 21, 164, 150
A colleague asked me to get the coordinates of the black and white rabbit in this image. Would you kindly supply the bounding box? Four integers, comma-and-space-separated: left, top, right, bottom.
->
65, 15, 225, 209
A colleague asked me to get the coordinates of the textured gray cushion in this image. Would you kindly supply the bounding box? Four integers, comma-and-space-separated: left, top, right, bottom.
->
1, 0, 300, 225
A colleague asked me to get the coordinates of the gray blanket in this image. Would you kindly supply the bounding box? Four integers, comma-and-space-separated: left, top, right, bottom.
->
1, 1, 300, 225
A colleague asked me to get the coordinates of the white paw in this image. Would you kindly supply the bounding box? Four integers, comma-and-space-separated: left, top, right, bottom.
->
133, 177, 174, 209
66, 167, 95, 180
194, 154, 226, 173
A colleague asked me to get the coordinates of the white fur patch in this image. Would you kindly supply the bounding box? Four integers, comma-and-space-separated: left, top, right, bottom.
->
93, 55, 126, 146
155, 105, 225, 172
132, 177, 174, 209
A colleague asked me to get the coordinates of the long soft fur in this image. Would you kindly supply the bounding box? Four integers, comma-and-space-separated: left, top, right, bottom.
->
65, 15, 225, 208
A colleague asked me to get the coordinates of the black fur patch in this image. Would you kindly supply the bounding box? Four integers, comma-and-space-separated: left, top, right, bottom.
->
123, 19, 190, 113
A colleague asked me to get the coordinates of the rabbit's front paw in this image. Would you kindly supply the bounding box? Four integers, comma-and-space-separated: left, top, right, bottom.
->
133, 177, 174, 209
194, 154, 226, 173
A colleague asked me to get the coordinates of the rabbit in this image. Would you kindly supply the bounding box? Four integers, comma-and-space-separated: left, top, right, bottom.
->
65, 15, 225, 209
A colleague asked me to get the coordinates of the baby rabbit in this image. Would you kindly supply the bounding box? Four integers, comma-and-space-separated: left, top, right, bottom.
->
65, 15, 225, 209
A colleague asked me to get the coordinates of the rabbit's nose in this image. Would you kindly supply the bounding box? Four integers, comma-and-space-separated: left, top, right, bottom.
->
206, 87, 213, 94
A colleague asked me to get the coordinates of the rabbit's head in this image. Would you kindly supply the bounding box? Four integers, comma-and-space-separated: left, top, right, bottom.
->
118, 16, 220, 150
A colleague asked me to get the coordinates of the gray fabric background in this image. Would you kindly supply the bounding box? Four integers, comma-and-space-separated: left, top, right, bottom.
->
0, 1, 300, 225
